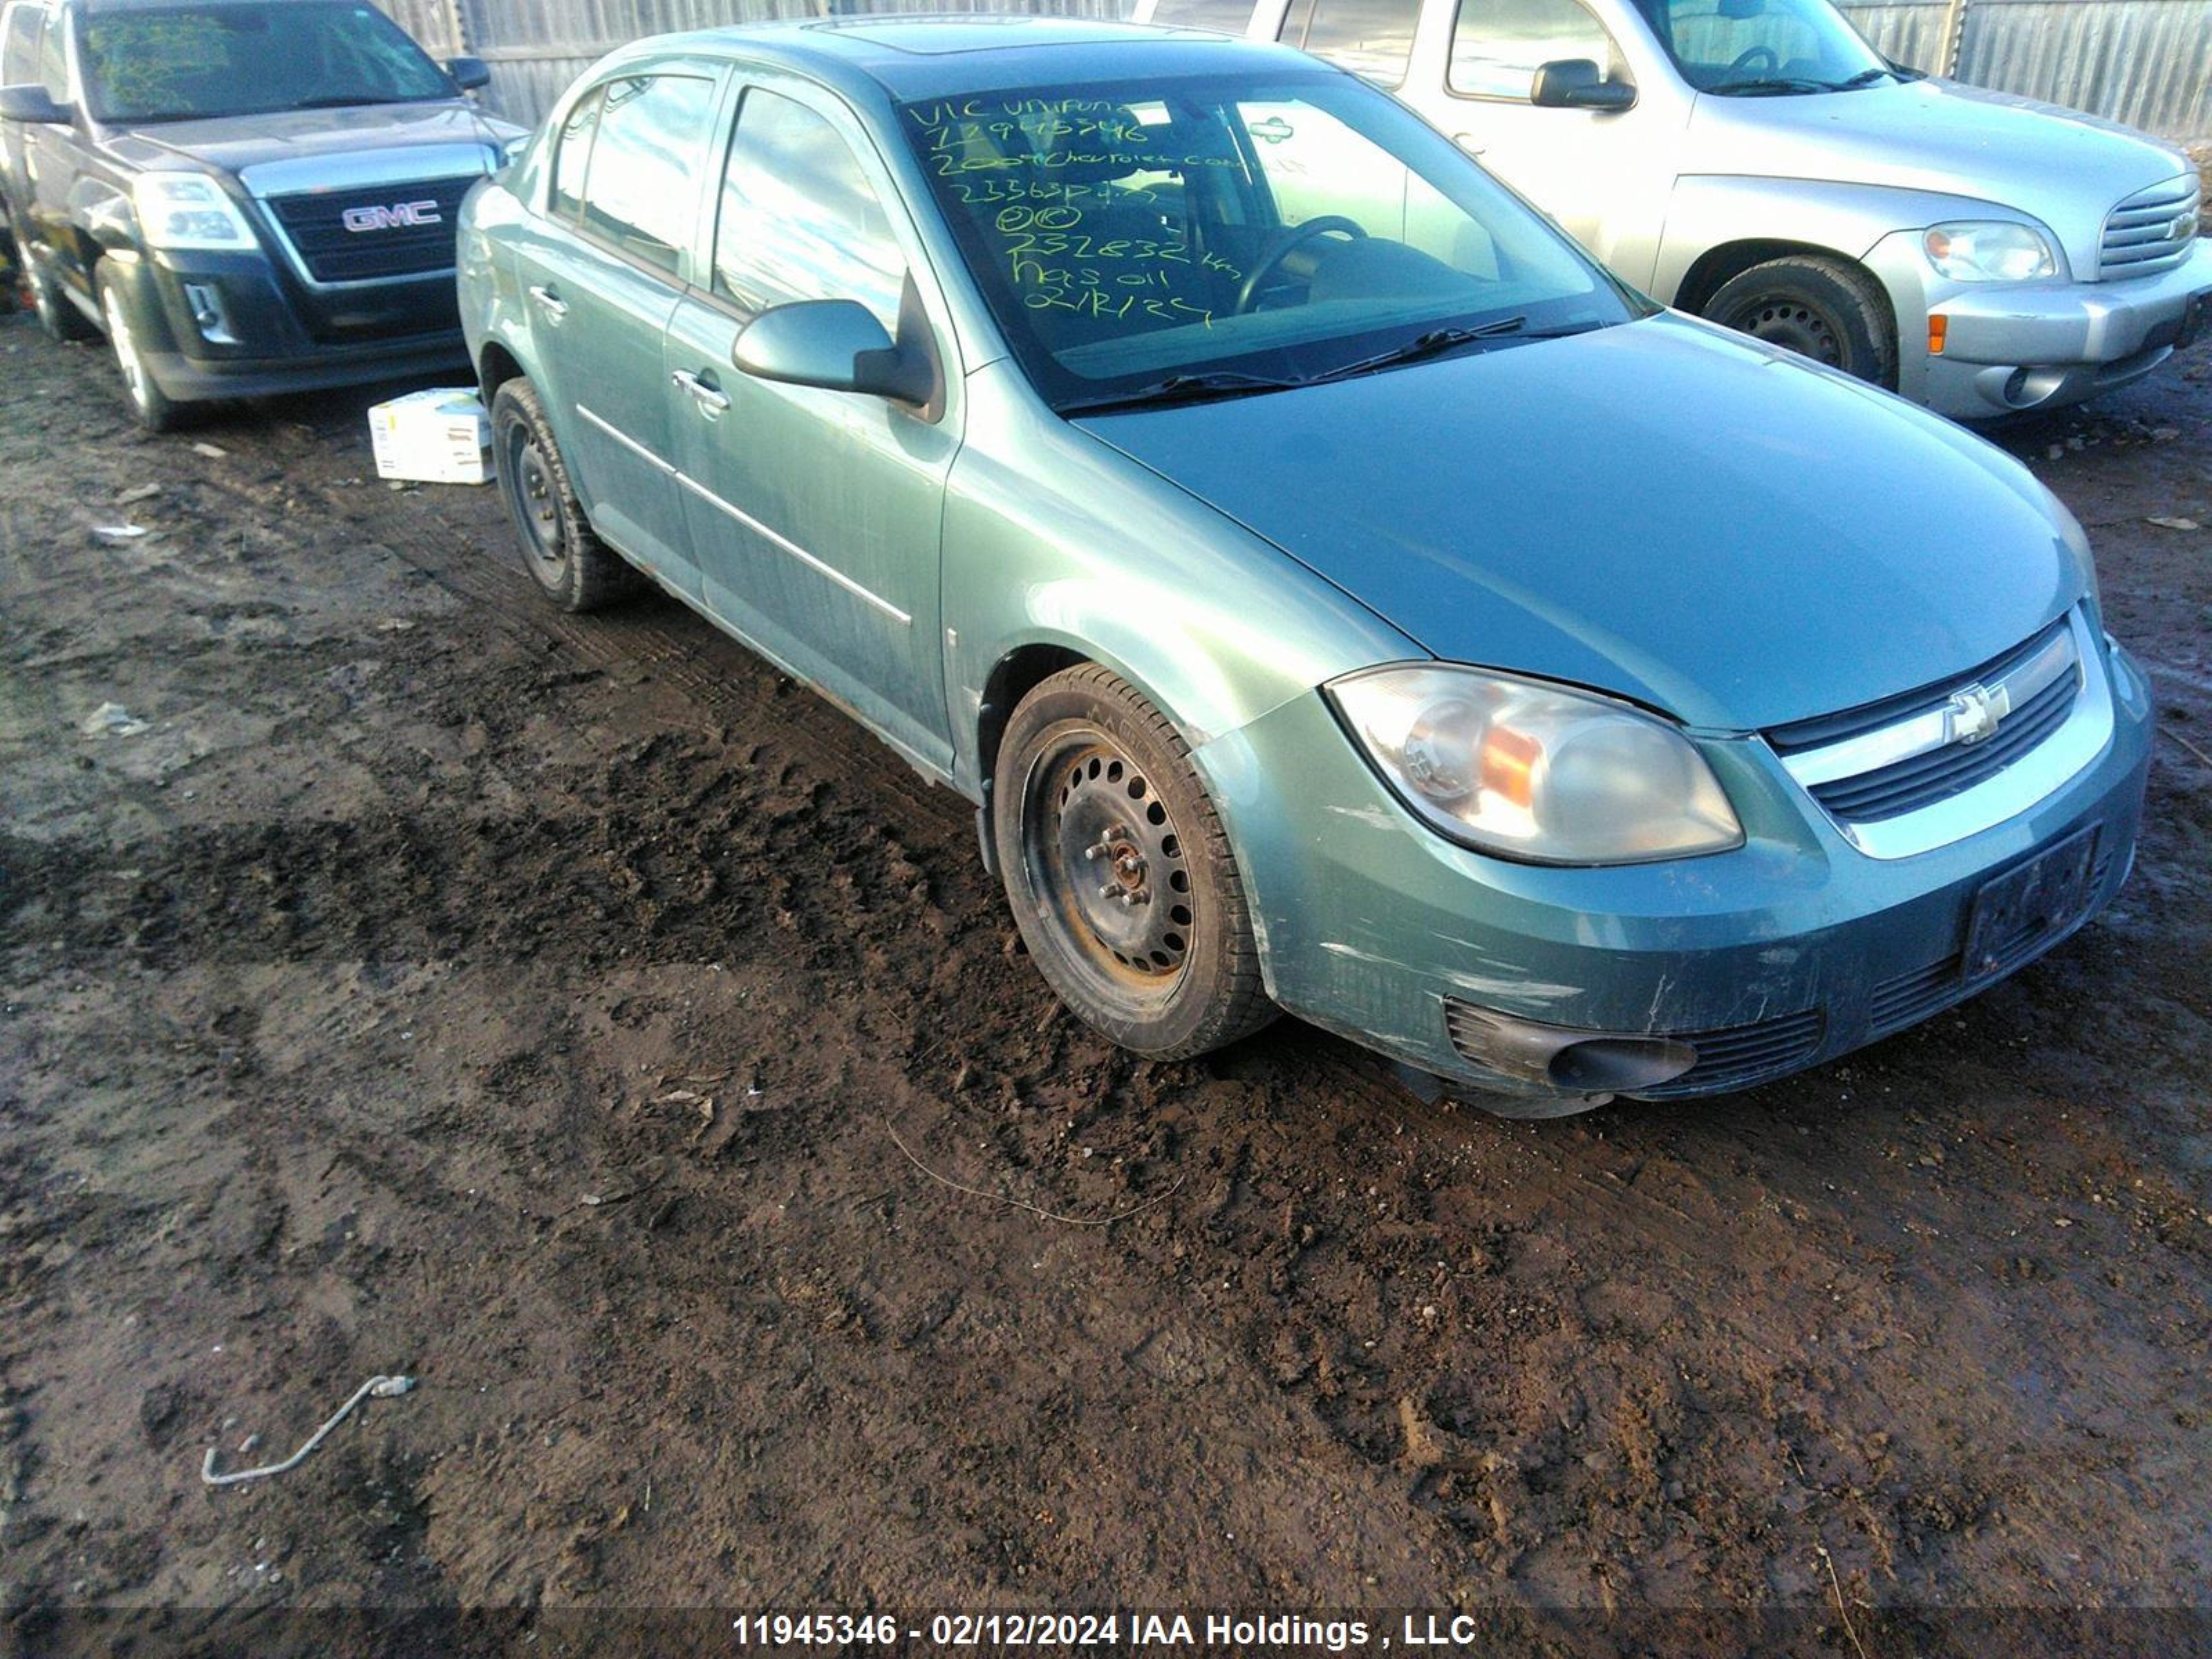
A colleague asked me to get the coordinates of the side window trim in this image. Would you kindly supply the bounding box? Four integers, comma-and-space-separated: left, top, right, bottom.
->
1443, 0, 1624, 102
547, 82, 601, 226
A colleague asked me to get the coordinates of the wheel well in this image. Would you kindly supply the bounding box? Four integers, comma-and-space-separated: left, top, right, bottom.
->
978, 644, 1087, 793
477, 339, 524, 406
1675, 240, 1853, 317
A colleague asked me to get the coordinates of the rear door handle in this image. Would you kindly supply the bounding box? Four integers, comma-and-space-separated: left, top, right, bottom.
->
528, 284, 568, 322
672, 368, 730, 415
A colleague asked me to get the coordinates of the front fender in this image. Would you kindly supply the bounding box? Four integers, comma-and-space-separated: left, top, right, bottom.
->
941, 361, 1415, 798
456, 176, 534, 390
1653, 174, 2054, 308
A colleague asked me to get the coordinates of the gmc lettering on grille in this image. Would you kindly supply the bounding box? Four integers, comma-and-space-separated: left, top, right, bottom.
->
341, 200, 443, 233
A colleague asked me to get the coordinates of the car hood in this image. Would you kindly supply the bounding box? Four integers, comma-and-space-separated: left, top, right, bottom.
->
102, 103, 516, 187
1075, 313, 2088, 733
1683, 79, 2190, 279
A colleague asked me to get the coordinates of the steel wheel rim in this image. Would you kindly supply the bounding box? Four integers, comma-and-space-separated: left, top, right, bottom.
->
1020, 725, 1194, 1011
101, 285, 149, 410
500, 417, 565, 583
1725, 293, 1844, 368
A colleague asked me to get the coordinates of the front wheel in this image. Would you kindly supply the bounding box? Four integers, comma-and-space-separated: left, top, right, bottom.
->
993, 665, 1274, 1059
97, 267, 182, 433
1705, 255, 1896, 388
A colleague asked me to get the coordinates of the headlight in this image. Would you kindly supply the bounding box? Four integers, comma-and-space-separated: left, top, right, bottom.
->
1923, 221, 2059, 283
1327, 665, 1743, 865
131, 172, 257, 253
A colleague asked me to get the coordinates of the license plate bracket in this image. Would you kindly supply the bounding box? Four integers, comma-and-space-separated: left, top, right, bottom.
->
1963, 827, 2099, 984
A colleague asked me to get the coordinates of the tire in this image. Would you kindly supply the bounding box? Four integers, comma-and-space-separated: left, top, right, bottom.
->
490, 377, 639, 612
97, 266, 182, 433
993, 664, 1275, 1059
26, 244, 97, 343
1704, 255, 1896, 388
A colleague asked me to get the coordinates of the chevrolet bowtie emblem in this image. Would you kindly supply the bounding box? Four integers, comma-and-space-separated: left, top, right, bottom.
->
1944, 681, 2010, 744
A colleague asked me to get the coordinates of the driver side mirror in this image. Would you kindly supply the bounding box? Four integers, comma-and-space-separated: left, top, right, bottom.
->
1530, 59, 1637, 111
447, 57, 492, 92
0, 83, 73, 124
733, 299, 935, 406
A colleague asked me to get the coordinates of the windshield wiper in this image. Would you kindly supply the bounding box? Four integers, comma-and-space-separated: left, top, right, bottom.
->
292, 94, 433, 109
1058, 370, 1306, 417
1306, 317, 1606, 384
1711, 76, 1848, 96
1834, 66, 1900, 88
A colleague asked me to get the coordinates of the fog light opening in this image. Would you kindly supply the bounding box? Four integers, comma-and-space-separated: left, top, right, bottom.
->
183, 281, 236, 345
1546, 1036, 1699, 1094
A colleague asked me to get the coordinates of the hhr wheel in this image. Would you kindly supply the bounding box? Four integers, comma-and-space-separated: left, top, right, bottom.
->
1706, 255, 1896, 388
491, 377, 639, 612
98, 268, 181, 433
994, 665, 1274, 1058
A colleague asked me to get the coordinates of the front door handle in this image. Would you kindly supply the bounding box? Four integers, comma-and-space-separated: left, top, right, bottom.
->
671, 368, 730, 415
527, 283, 568, 323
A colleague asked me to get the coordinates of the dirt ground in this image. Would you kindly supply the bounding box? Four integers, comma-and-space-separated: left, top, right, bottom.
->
1, 305, 2209, 1658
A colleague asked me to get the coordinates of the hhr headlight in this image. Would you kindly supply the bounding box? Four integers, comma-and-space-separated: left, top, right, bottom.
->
1328, 665, 1743, 865
132, 172, 259, 253
1923, 221, 2059, 283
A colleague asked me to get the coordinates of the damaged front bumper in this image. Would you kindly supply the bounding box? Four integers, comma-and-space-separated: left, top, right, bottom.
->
1192, 639, 2155, 1107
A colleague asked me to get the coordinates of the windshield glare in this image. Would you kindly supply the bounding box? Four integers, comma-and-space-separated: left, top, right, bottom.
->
901, 72, 1640, 409
81, 2, 453, 123
1630, 0, 1889, 92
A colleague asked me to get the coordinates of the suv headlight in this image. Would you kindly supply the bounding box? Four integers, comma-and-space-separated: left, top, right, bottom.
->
1328, 665, 1743, 865
131, 172, 258, 253
1923, 221, 2059, 283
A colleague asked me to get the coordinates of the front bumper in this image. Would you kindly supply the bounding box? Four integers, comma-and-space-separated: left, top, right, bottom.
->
111, 248, 467, 404
1193, 639, 2155, 1104
1879, 235, 2212, 419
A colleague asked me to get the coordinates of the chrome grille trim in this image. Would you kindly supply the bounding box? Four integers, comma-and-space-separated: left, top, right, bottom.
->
2099, 174, 2200, 279
1770, 610, 2113, 861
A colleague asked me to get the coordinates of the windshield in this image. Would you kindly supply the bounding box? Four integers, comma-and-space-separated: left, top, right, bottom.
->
900, 70, 1644, 412
1628, 0, 1892, 93
80, 1, 455, 123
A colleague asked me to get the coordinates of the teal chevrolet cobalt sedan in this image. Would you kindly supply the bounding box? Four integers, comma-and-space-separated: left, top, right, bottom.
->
456, 18, 2153, 1114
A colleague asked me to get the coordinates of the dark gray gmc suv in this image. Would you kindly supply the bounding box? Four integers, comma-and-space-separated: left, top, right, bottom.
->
0, 0, 522, 428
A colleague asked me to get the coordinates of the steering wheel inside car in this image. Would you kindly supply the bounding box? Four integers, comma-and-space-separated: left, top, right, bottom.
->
1235, 216, 1369, 315
1725, 44, 1779, 76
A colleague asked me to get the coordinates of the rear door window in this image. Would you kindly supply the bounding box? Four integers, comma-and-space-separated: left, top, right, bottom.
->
574, 72, 716, 274
1, 6, 44, 86
1280, 0, 1422, 84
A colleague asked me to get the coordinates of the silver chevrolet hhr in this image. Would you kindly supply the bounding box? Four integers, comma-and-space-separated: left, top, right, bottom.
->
1136, 0, 2212, 420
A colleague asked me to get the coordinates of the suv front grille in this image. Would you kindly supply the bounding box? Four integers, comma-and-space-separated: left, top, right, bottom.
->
1767, 616, 2081, 827
261, 174, 476, 284
2100, 175, 2200, 279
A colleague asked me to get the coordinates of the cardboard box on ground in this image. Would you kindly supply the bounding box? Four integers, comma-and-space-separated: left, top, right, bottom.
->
369, 388, 491, 485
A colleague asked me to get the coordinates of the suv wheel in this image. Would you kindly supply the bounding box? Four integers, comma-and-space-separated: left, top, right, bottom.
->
97, 268, 181, 433
27, 247, 97, 344
490, 377, 640, 612
1705, 255, 1897, 388
993, 665, 1275, 1059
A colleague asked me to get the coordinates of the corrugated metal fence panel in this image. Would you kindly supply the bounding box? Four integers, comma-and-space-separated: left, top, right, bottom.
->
1954, 0, 2212, 142
1834, 2, 1956, 74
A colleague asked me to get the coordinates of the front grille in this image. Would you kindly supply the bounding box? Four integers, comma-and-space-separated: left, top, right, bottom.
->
2100, 175, 2200, 279
1767, 616, 2080, 827
261, 174, 476, 283
1635, 1009, 1825, 1098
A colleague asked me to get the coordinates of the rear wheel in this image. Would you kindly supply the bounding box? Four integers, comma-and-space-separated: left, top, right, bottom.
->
489, 377, 639, 612
26, 245, 96, 343
97, 267, 181, 433
993, 665, 1274, 1059
1705, 255, 1896, 388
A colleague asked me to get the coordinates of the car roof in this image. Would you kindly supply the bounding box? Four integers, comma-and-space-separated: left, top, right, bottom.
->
607, 16, 1322, 102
